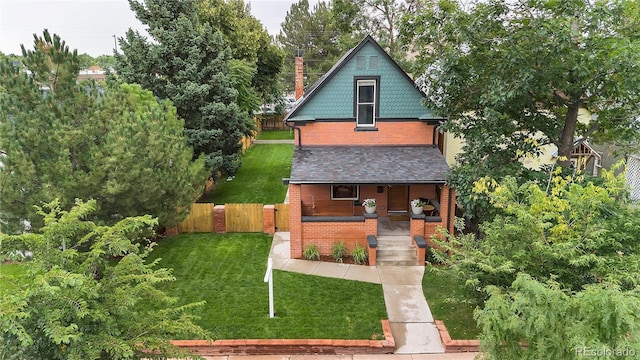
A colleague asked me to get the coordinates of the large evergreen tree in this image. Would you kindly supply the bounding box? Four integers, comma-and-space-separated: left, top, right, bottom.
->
116, 0, 254, 177
0, 30, 207, 233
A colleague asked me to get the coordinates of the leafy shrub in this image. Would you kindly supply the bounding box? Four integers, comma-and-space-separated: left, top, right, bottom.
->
331, 241, 347, 263
351, 243, 368, 265
303, 244, 320, 260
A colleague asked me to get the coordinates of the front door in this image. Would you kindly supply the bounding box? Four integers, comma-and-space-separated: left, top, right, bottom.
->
387, 185, 408, 212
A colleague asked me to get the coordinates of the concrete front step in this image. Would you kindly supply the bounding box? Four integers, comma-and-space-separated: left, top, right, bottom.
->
376, 259, 418, 266
376, 235, 417, 266
377, 248, 416, 257
377, 236, 413, 246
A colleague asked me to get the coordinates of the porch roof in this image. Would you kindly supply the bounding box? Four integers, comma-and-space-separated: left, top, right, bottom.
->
289, 146, 450, 184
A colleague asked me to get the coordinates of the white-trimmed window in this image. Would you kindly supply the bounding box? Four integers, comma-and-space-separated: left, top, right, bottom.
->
356, 79, 376, 127
331, 185, 359, 200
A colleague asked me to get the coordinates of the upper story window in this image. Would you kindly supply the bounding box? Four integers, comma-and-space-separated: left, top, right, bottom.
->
356, 79, 376, 127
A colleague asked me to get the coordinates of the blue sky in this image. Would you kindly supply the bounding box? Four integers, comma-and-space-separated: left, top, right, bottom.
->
0, 0, 317, 57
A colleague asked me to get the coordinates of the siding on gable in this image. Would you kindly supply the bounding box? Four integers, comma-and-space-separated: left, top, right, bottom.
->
295, 43, 436, 119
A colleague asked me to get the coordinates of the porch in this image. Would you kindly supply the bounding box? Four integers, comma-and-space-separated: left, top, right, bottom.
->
287, 145, 455, 262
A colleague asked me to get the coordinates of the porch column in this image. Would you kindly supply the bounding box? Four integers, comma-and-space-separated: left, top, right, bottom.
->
289, 184, 303, 259
440, 185, 456, 234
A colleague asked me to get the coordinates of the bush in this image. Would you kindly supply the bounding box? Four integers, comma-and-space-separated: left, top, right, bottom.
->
351, 243, 368, 265
303, 244, 320, 260
331, 242, 347, 263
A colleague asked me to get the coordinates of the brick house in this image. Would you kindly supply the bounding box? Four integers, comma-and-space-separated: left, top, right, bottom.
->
284, 36, 456, 265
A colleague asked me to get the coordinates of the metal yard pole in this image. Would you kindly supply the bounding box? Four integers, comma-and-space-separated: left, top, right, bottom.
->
263, 257, 274, 318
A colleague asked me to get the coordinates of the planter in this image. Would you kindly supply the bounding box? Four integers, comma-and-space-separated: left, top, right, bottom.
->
411, 205, 424, 215
364, 205, 377, 214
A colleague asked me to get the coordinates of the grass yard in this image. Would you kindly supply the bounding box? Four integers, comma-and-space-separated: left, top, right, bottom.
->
257, 130, 294, 140
201, 144, 293, 204
422, 266, 480, 339
148, 233, 387, 339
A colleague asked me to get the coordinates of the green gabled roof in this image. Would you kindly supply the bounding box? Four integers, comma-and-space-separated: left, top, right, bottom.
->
285, 35, 438, 122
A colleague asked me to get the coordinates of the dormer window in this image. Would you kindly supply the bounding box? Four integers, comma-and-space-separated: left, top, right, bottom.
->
356, 79, 376, 127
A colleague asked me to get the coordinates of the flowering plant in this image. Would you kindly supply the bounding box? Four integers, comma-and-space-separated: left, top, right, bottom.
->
411, 199, 426, 207
362, 198, 376, 207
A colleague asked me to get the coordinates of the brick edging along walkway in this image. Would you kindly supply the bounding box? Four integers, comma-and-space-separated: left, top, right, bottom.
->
171, 320, 395, 356
435, 320, 480, 353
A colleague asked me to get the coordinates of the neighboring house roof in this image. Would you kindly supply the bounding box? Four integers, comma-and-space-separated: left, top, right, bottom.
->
289, 146, 449, 184
285, 35, 439, 122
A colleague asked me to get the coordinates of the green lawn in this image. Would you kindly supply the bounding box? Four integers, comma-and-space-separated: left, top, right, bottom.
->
148, 233, 387, 339
422, 266, 480, 339
201, 144, 293, 204
257, 130, 294, 140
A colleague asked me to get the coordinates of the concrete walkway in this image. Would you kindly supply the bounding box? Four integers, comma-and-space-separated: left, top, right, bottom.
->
203, 354, 478, 359
269, 233, 445, 354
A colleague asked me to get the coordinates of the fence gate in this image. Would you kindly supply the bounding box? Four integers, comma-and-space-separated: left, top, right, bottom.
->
275, 203, 290, 231
177, 203, 214, 233
225, 203, 264, 232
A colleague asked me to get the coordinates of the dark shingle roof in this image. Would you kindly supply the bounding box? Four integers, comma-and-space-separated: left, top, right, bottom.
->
289, 146, 450, 184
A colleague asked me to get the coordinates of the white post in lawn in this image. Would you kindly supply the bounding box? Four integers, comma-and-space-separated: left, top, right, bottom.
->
263, 257, 274, 318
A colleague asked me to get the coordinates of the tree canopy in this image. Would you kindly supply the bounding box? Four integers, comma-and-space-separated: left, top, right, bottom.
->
0, 30, 207, 233
402, 0, 640, 225
197, 0, 285, 105
277, 0, 348, 91
0, 200, 209, 359
430, 167, 640, 357
116, 0, 255, 177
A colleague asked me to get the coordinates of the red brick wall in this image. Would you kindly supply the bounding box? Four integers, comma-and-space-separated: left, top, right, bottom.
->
439, 185, 455, 234
301, 184, 383, 216
301, 221, 371, 256
214, 205, 226, 234
263, 205, 275, 234
297, 122, 436, 146
171, 320, 395, 356
409, 185, 437, 203
300, 184, 439, 217
289, 185, 303, 258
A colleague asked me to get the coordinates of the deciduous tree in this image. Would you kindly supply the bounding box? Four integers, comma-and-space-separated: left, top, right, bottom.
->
0, 200, 209, 359
277, 0, 346, 91
431, 168, 640, 357
402, 0, 640, 224
197, 0, 285, 105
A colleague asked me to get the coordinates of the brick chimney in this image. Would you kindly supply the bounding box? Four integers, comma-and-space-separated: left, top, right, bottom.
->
294, 51, 304, 100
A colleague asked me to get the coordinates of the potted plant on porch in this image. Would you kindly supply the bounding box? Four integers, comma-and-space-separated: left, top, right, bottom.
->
362, 198, 377, 214
411, 199, 426, 215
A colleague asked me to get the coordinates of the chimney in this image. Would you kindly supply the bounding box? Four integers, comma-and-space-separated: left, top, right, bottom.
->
294, 49, 304, 100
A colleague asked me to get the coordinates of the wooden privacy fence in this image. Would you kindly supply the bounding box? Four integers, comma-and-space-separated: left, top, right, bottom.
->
177, 203, 215, 233
175, 203, 289, 233
275, 203, 290, 231
225, 203, 264, 232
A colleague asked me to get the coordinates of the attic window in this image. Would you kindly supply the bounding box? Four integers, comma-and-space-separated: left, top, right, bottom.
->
370, 56, 378, 69
356, 79, 376, 127
357, 56, 366, 70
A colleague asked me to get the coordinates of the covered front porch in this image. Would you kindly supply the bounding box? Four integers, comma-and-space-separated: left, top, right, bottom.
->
287, 146, 455, 263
